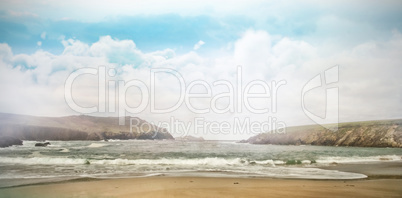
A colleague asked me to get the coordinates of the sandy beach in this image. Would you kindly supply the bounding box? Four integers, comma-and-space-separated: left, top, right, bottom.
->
1, 162, 402, 198
0, 177, 401, 198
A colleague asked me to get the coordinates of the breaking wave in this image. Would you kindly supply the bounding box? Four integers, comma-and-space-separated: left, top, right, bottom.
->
1, 155, 400, 166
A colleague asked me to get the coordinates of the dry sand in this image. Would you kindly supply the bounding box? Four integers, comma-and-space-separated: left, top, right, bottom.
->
1, 162, 401, 198
0, 177, 401, 198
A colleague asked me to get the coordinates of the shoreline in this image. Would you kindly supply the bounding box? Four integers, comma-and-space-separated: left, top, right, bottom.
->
1, 161, 401, 187
1, 162, 401, 197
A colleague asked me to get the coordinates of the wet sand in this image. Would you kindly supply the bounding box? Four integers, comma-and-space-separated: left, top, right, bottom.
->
0, 177, 401, 198
1, 162, 401, 198
320, 161, 402, 179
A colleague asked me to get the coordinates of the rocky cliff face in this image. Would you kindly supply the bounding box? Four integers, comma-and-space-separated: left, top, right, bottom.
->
0, 113, 174, 141
0, 136, 23, 147
245, 119, 402, 147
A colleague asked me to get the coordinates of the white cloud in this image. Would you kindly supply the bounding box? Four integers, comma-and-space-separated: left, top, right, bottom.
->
37, 41, 42, 46
193, 40, 205, 50
40, 32, 47, 40
89, 36, 137, 57
0, 30, 401, 139
62, 39, 89, 56
0, 44, 13, 63
8, 10, 38, 18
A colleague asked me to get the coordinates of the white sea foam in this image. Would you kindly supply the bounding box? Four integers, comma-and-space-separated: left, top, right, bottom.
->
60, 148, 70, 152
90, 157, 246, 166
252, 159, 275, 166
266, 167, 367, 179
301, 160, 311, 164
0, 157, 246, 166
0, 156, 372, 180
316, 155, 402, 164
0, 157, 87, 165
87, 143, 107, 148
273, 160, 286, 165
105, 139, 122, 142
1, 155, 400, 167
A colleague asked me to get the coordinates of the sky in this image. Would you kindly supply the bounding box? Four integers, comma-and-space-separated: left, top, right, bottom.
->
0, 0, 401, 139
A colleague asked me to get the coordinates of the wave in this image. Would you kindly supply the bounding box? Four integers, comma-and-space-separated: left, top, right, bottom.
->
86, 143, 107, 148
0, 157, 87, 165
59, 148, 70, 152
0, 157, 245, 166
90, 157, 267, 166
317, 155, 402, 164
0, 156, 381, 180
1, 155, 400, 167
0, 156, 281, 166
103, 139, 124, 142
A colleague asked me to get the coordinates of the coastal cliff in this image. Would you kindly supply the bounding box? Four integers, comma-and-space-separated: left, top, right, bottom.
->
244, 119, 402, 147
0, 136, 23, 147
0, 113, 174, 141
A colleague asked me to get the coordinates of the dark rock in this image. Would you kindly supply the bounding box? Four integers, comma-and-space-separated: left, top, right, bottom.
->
0, 136, 23, 148
35, 142, 51, 147
86, 132, 102, 141
137, 131, 174, 140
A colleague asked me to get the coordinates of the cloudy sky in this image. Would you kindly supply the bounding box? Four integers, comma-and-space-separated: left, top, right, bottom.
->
0, 0, 401, 139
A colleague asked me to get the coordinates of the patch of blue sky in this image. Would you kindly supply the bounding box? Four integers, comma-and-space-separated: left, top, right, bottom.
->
1, 2, 402, 57
0, 14, 255, 55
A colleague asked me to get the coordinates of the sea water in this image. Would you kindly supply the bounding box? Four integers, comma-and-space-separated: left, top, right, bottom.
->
0, 140, 401, 187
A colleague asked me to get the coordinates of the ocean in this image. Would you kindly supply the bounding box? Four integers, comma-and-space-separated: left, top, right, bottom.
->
0, 140, 401, 188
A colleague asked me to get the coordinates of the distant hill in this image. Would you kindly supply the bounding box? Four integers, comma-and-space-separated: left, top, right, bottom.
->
0, 113, 174, 141
244, 119, 402, 147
